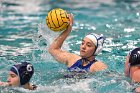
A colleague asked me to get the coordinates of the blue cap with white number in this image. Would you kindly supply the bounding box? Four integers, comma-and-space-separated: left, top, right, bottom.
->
129, 48, 140, 66
10, 62, 34, 85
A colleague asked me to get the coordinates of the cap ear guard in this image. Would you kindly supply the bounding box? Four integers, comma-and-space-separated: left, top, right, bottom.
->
20, 64, 34, 85
93, 34, 105, 56
20, 71, 32, 85
85, 33, 105, 56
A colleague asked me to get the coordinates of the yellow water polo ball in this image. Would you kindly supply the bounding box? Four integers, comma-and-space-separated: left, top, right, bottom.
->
46, 8, 69, 32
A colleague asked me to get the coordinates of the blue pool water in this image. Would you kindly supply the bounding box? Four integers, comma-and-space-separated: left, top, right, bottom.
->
0, 0, 140, 93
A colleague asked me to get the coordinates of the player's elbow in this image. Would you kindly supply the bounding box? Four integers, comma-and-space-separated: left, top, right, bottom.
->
48, 46, 60, 56
48, 46, 54, 55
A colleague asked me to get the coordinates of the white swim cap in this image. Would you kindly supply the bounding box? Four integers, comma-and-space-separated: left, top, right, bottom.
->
85, 33, 104, 55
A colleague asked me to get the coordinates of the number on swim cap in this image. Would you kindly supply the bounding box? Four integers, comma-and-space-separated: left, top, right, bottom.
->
26, 64, 32, 72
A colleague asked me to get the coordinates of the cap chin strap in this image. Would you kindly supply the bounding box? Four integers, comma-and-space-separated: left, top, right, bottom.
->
93, 46, 97, 56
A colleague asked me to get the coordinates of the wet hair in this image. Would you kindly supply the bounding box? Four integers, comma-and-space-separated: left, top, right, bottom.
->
10, 62, 34, 85
129, 48, 140, 66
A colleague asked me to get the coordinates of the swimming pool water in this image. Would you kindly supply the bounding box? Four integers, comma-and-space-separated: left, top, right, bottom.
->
0, 0, 140, 93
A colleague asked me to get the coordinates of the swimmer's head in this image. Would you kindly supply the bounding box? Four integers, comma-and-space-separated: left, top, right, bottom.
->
85, 33, 105, 56
10, 62, 34, 85
129, 48, 140, 66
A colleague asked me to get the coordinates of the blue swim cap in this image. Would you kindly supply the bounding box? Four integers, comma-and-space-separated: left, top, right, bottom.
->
129, 48, 140, 66
10, 62, 34, 85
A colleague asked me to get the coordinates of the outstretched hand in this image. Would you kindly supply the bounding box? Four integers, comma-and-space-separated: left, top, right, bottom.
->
0, 81, 9, 86
65, 13, 73, 32
68, 13, 73, 26
135, 87, 140, 93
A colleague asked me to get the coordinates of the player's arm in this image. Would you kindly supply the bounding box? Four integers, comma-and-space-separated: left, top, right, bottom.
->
48, 14, 74, 65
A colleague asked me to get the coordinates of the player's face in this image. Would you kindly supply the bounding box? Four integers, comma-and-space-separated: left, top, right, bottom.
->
7, 71, 20, 86
80, 37, 96, 58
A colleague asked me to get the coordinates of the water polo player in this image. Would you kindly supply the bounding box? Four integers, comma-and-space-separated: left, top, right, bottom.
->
125, 47, 140, 82
124, 48, 140, 92
48, 14, 107, 73
0, 62, 37, 90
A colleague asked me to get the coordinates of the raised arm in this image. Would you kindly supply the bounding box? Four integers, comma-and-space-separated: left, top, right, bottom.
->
48, 14, 80, 66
